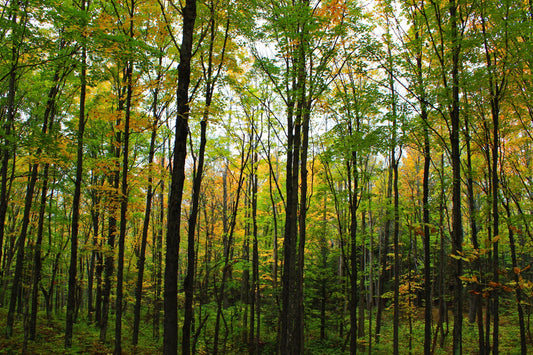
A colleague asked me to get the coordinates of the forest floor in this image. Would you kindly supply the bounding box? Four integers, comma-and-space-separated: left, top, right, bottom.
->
0, 306, 530, 354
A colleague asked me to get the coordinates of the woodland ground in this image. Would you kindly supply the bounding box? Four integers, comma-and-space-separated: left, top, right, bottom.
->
0, 304, 529, 354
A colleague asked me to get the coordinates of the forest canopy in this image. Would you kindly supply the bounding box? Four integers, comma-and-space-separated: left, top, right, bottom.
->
0, 0, 532, 353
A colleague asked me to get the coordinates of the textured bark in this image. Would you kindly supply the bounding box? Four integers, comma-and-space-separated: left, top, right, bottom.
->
375, 161, 392, 345
251, 149, 260, 354
348, 151, 358, 354
213, 147, 249, 355
7, 150, 39, 339
133, 77, 160, 346
153, 152, 165, 340
65, 26, 87, 347
465, 116, 485, 353
502, 198, 527, 354
183, 10, 228, 352
6, 6, 43, 335
99, 116, 121, 344
280, 5, 309, 350
449, 0, 464, 352
31, 66, 62, 340
163, 0, 196, 352
410, 14, 434, 352
0, 0, 26, 277
114, 58, 133, 355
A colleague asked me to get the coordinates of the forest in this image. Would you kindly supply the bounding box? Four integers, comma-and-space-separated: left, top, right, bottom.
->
0, 0, 532, 353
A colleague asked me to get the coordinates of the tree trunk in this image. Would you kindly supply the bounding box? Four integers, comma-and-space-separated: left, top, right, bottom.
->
30, 68, 62, 339
7, 153, 39, 339
502, 197, 527, 354
0, 0, 26, 277
153, 151, 165, 340
348, 153, 358, 354
132, 76, 160, 347
213, 144, 249, 355
449, 0, 464, 352
412, 13, 433, 353
99, 123, 121, 343
183, 9, 229, 350
114, 52, 133, 355
163, 1, 196, 352
65, 21, 87, 346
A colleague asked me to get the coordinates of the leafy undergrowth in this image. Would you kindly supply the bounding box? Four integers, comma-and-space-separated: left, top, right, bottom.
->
310, 307, 531, 355
0, 308, 160, 354
1, 307, 530, 354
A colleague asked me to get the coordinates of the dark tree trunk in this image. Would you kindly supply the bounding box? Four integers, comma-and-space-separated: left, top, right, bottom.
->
348, 152, 358, 354
0, 0, 26, 277
465, 115, 485, 353
99, 120, 121, 343
132, 76, 160, 346
7, 151, 39, 339
392, 149, 400, 355
87, 184, 100, 324
213, 146, 249, 355
281, 9, 309, 350
412, 15, 433, 353
153, 152, 165, 340
183, 10, 228, 351
375, 140, 393, 345
65, 21, 87, 347
30, 67, 62, 340
449, 0, 464, 352
502, 198, 527, 354
163, 0, 196, 352
182, 102, 207, 355
114, 52, 133, 355
250, 131, 260, 354
5, 9, 46, 331
387, 40, 401, 355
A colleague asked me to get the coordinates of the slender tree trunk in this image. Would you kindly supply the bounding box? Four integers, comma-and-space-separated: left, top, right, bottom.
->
387, 40, 401, 355
5, 7, 44, 331
375, 158, 392, 344
65, 20, 87, 346
153, 151, 165, 340
30, 69, 61, 339
132, 79, 160, 346
183, 9, 229, 350
465, 115, 486, 353
348, 152, 358, 354
114, 50, 133, 355
449, 0, 464, 352
413, 15, 433, 353
213, 145, 249, 355
99, 123, 121, 343
0, 0, 27, 276
87, 180, 101, 323
249, 130, 260, 354
367, 182, 374, 354
182, 101, 207, 355
7, 146, 39, 338
163, 1, 196, 352
281, 9, 309, 350
502, 198, 527, 354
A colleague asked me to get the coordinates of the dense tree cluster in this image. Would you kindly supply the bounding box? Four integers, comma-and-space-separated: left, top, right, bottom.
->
0, 0, 532, 353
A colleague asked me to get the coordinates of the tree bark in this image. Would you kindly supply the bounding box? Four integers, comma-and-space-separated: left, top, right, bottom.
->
30, 67, 62, 340
449, 0, 464, 352
132, 68, 161, 346
163, 0, 196, 352
65, 22, 87, 346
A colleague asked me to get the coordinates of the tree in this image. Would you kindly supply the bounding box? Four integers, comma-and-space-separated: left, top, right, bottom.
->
65, 0, 88, 347
163, 0, 197, 353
